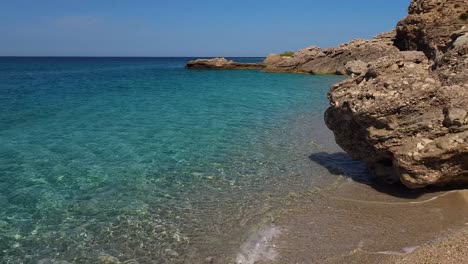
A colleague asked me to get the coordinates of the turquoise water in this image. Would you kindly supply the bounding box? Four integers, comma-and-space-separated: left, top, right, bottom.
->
0, 57, 345, 263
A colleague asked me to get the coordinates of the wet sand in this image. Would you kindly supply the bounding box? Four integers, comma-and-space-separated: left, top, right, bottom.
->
268, 182, 468, 264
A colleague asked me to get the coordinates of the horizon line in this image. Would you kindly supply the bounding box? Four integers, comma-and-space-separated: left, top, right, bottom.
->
0, 55, 267, 58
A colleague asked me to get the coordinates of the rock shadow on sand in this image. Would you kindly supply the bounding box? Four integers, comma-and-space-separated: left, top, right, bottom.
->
309, 152, 467, 199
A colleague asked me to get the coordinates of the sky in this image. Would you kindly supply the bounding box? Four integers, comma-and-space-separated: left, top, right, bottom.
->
0, 0, 410, 57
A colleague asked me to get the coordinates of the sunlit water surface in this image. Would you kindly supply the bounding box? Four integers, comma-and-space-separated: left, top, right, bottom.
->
0, 57, 347, 263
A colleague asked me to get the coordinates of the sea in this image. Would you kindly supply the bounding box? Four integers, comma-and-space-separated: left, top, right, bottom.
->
0, 57, 349, 263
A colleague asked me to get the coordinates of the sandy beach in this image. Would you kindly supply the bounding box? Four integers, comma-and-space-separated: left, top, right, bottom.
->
267, 183, 468, 264
387, 227, 468, 264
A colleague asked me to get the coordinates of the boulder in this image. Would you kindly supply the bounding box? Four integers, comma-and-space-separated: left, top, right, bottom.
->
443, 107, 468, 127
263, 54, 283, 65
345, 60, 368, 76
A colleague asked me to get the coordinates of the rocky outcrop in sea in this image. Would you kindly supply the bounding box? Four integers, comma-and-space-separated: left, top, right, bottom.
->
186, 57, 265, 70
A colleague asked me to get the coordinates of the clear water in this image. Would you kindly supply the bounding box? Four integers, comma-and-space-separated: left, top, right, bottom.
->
0, 57, 345, 263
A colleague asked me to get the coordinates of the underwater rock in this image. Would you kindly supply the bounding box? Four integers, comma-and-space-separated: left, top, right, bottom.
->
98, 255, 121, 264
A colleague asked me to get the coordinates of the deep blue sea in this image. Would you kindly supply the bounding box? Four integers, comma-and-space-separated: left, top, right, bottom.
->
0, 57, 346, 263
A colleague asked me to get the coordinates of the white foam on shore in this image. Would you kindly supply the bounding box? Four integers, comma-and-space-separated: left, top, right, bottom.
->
374, 246, 420, 256
236, 225, 282, 264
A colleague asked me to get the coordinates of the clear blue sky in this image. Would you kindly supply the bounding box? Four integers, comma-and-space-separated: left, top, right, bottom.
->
0, 0, 410, 57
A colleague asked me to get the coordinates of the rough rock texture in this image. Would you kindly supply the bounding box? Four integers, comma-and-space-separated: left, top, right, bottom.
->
345, 60, 368, 76
263, 53, 283, 65
325, 0, 468, 188
433, 26, 468, 85
186, 57, 265, 70
263, 46, 326, 73
395, 0, 468, 59
263, 31, 399, 74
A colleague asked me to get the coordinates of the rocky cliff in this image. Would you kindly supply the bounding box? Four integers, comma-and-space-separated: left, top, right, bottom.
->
325, 0, 468, 188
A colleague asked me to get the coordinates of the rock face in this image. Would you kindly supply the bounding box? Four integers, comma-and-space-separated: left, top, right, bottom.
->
263, 46, 326, 73
263, 31, 399, 74
186, 57, 265, 70
395, 0, 467, 59
325, 0, 468, 188
345, 60, 368, 76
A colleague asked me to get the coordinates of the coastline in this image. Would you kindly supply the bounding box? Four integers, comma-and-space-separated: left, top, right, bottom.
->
1, 0, 464, 263
185, 0, 467, 261
228, 111, 468, 264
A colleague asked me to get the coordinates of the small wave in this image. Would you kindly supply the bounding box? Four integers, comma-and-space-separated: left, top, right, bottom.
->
236, 225, 282, 264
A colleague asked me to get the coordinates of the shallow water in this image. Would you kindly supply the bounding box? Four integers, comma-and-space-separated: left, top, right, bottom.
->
0, 57, 346, 263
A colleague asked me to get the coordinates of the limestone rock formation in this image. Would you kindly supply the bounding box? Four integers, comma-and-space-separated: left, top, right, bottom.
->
433, 26, 468, 86
186, 57, 265, 70
345, 60, 368, 76
325, 0, 468, 188
263, 31, 399, 74
263, 46, 325, 73
395, 0, 468, 59
263, 53, 283, 65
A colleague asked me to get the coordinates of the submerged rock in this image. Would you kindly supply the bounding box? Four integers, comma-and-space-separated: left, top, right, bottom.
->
98, 255, 121, 264
325, 0, 468, 188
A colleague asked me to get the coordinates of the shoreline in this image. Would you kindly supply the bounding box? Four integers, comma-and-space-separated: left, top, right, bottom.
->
227, 110, 468, 264
182, 62, 468, 264
185, 0, 467, 261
